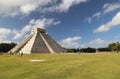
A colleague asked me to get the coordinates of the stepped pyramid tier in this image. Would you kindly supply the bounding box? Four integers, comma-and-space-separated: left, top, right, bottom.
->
9, 28, 66, 54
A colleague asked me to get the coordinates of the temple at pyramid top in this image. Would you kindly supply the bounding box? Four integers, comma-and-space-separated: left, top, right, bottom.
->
31, 28, 46, 34
9, 28, 66, 54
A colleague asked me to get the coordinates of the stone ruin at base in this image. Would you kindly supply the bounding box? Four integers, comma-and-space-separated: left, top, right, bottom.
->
9, 28, 66, 54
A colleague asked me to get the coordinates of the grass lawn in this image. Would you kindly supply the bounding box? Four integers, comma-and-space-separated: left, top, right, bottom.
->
0, 53, 120, 79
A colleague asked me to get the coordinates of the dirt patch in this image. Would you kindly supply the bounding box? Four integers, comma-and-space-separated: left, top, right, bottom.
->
29, 59, 45, 62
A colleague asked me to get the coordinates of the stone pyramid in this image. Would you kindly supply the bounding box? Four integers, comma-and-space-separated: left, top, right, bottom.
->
10, 28, 66, 54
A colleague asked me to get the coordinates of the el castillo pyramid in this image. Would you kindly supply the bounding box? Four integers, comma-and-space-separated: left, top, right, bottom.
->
10, 28, 66, 54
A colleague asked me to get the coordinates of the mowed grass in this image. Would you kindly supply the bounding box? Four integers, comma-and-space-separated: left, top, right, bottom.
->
1, 53, 120, 79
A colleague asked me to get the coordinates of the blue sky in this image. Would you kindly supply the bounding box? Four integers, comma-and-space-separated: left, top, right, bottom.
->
0, 0, 120, 48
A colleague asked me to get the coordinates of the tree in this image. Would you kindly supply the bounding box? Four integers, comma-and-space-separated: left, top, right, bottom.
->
80, 47, 96, 53
0, 42, 16, 53
108, 42, 120, 52
66, 48, 80, 53
97, 47, 111, 52
116, 42, 120, 52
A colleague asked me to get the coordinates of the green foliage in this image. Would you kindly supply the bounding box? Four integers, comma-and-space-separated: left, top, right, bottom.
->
1, 53, 120, 79
108, 42, 120, 52
97, 48, 111, 52
66, 48, 80, 53
0, 42, 16, 53
80, 47, 96, 53
66, 47, 96, 53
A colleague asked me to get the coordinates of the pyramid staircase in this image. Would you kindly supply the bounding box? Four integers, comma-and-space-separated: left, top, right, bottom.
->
10, 34, 33, 53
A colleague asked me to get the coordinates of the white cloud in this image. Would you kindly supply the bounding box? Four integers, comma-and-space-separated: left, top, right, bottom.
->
88, 38, 106, 48
94, 11, 120, 33
79, 38, 106, 48
103, 3, 120, 14
59, 37, 106, 48
42, 0, 87, 13
89, 38, 105, 45
59, 36, 82, 48
0, 0, 55, 16
80, 38, 108, 48
13, 18, 60, 39
54, 21, 61, 25
20, 4, 37, 15
30, 18, 60, 29
13, 25, 32, 39
0, 35, 7, 43
0, 28, 12, 43
76, 38, 115, 48
86, 12, 101, 23
92, 12, 101, 18
0, 0, 87, 17
86, 2, 120, 23
57, 0, 87, 12
0, 28, 11, 35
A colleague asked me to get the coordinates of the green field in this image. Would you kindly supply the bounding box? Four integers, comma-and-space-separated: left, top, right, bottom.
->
1, 53, 120, 79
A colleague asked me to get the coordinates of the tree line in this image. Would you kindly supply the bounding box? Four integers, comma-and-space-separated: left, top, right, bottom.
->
66, 42, 120, 53
0, 43, 16, 54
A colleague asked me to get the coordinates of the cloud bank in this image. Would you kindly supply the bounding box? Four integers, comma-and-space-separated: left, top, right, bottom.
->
59, 36, 82, 48
0, 28, 12, 43
95, 11, 120, 33
0, 0, 87, 17
86, 2, 120, 23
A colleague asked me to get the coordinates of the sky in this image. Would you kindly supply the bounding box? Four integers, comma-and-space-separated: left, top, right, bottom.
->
0, 0, 120, 48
